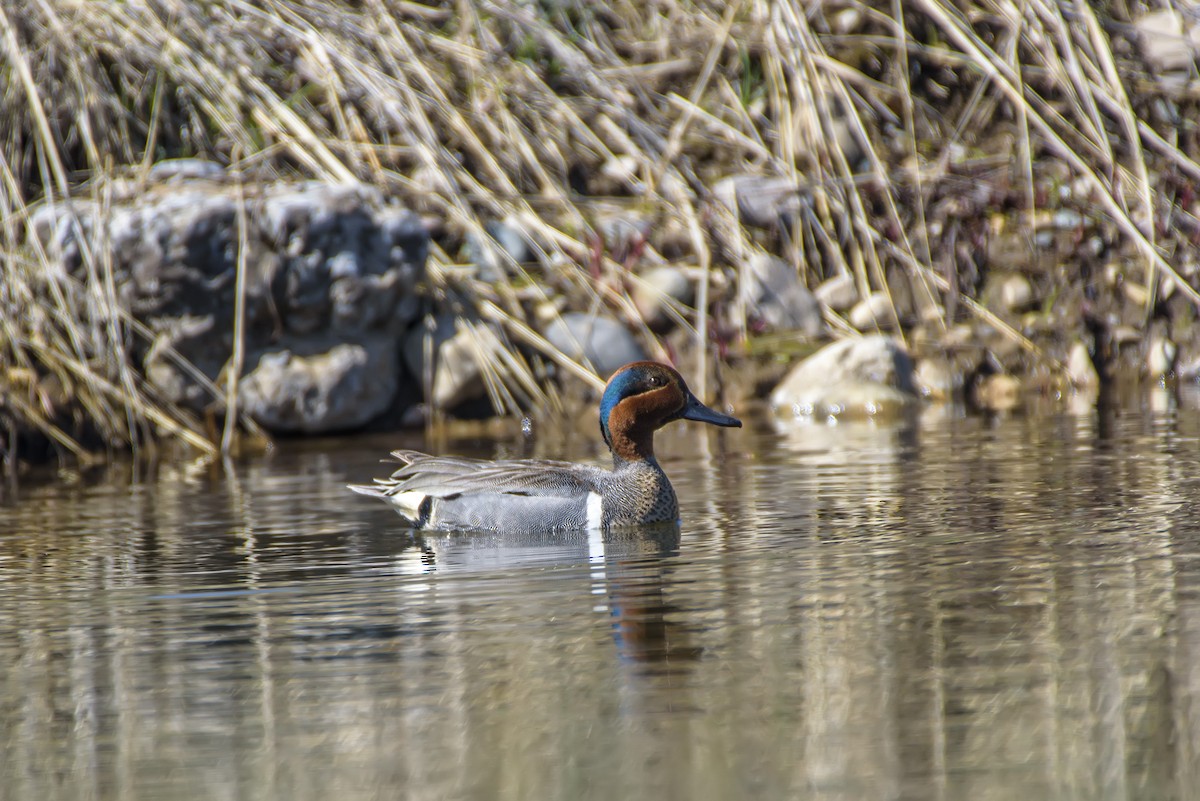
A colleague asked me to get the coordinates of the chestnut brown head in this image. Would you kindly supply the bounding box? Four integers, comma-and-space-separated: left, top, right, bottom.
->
599, 362, 741, 460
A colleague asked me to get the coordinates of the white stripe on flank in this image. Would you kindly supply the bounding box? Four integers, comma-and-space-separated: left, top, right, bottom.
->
585, 492, 603, 530
586, 492, 605, 564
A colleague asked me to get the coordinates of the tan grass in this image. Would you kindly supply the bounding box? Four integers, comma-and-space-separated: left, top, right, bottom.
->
2, 0, 1198, 464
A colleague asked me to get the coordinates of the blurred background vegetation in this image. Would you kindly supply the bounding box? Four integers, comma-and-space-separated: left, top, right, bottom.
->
2, 0, 1199, 465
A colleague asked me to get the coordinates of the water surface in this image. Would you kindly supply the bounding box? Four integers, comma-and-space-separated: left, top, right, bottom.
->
4, 398, 1200, 800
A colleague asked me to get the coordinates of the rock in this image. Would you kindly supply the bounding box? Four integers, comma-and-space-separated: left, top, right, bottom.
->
831, 7, 864, 34
814, 273, 858, 312
1178, 350, 1200, 381
29, 176, 429, 430
984, 272, 1034, 313
1136, 10, 1200, 71
148, 158, 226, 182
770, 335, 918, 419
143, 315, 225, 409
738, 254, 824, 336
260, 183, 426, 335
1066, 341, 1100, 390
595, 212, 651, 262
914, 358, 959, 401
599, 155, 641, 191
238, 337, 399, 433
1147, 334, 1178, 378
403, 315, 494, 411
633, 266, 694, 332
544, 312, 646, 378
973, 374, 1022, 412
712, 175, 804, 228
848, 292, 894, 330
465, 217, 536, 280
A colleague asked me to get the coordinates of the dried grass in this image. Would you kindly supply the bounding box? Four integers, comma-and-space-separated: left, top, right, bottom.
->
2, 0, 1197, 464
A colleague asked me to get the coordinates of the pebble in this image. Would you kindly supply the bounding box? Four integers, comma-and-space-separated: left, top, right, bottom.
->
1147, 334, 1178, 378
814, 273, 858, 312
848, 292, 894, 330
1066, 341, 1100, 389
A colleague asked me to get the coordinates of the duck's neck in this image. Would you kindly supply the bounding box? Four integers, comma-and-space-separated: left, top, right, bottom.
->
608, 424, 656, 465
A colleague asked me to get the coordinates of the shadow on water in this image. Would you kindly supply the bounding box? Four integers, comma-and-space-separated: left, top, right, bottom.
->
4, 404, 1200, 799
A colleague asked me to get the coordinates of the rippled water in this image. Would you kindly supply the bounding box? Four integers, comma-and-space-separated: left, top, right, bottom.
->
4, 395, 1200, 800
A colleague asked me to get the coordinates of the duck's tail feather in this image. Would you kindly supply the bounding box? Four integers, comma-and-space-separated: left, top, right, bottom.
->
348, 481, 431, 527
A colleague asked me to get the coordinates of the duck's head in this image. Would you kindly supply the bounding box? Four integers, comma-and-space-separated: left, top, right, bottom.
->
599, 361, 741, 462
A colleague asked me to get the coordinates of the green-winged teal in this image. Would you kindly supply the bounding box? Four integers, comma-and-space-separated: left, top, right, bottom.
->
349, 361, 741, 531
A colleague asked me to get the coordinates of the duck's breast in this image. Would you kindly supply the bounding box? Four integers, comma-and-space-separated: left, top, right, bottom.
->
598, 460, 679, 526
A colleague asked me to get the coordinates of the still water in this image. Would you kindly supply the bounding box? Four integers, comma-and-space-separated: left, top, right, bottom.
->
3, 397, 1200, 801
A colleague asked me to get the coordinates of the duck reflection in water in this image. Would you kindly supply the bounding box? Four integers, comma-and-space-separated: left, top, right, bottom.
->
412, 522, 699, 673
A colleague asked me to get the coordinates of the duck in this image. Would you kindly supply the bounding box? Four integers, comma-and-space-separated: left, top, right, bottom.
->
349, 361, 741, 532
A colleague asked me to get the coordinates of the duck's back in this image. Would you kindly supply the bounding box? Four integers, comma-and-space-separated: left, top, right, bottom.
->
351, 450, 680, 532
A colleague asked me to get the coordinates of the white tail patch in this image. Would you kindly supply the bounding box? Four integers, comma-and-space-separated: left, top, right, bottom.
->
388, 491, 429, 520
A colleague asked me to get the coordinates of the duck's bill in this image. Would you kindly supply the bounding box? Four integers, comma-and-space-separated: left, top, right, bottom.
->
681, 393, 742, 428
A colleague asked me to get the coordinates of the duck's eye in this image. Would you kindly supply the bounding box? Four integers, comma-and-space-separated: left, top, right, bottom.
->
647, 375, 664, 388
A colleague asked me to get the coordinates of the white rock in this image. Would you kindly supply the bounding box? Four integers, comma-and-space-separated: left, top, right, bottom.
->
1148, 334, 1178, 378
1136, 10, 1200, 71
914, 358, 958, 401
814, 273, 858, 312
848, 292, 894, 330
998, 274, 1034, 312
1067, 341, 1099, 389
770, 335, 918, 418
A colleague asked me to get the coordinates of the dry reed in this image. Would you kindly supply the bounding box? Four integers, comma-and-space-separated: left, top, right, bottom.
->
1, 1, 1197, 464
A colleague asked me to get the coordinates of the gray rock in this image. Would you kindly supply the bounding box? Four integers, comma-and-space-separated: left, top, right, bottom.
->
465, 217, 536, 280
143, 314, 225, 409
238, 336, 399, 433
713, 175, 804, 228
814, 273, 858, 312
403, 315, 493, 411
770, 335, 918, 418
29, 178, 430, 431
544, 312, 646, 378
595, 213, 651, 259
634, 266, 693, 331
260, 183, 426, 334
738, 254, 824, 336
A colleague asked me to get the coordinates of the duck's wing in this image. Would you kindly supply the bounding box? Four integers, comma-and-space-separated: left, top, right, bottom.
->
370, 450, 605, 497
348, 451, 608, 529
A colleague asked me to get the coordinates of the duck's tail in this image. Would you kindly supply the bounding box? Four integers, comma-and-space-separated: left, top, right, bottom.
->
348, 479, 430, 526
347, 482, 388, 499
